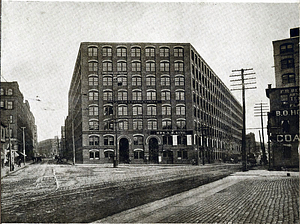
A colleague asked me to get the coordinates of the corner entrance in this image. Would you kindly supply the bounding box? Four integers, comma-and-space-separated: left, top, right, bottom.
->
149, 138, 159, 163
119, 138, 129, 163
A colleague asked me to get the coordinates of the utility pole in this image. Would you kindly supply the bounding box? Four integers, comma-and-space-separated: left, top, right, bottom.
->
21, 127, 26, 165
230, 68, 256, 172
254, 102, 269, 165
8, 117, 13, 171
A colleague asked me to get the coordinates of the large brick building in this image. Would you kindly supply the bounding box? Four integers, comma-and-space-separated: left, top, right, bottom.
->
266, 28, 299, 169
65, 42, 243, 164
0, 82, 37, 164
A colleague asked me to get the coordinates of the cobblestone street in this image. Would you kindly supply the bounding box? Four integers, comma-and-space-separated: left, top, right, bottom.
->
97, 170, 299, 224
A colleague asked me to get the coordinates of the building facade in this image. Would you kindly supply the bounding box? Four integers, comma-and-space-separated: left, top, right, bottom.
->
266, 28, 299, 169
65, 42, 243, 164
36, 137, 60, 158
0, 81, 37, 163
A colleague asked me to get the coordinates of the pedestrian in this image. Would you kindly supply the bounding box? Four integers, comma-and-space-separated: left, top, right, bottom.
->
18, 158, 21, 167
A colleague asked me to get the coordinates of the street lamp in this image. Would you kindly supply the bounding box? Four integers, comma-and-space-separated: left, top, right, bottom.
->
21, 127, 26, 165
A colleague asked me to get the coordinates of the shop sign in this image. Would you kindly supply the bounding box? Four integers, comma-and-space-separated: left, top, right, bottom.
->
276, 134, 299, 142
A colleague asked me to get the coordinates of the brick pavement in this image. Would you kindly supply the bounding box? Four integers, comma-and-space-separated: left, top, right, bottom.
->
97, 170, 299, 224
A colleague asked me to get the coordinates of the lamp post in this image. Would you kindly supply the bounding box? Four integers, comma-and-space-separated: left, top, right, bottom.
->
8, 117, 13, 171
21, 127, 26, 165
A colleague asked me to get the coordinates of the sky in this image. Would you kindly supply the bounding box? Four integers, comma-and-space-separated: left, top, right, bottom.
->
1, 0, 299, 142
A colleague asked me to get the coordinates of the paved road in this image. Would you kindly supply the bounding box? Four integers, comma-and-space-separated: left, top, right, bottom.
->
96, 170, 299, 224
1, 162, 241, 223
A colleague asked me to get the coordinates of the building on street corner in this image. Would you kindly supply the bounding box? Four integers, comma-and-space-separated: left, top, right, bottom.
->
65, 42, 243, 164
266, 27, 299, 170
0, 81, 37, 166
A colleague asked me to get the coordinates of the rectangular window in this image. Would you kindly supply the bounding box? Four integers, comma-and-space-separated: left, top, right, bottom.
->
148, 120, 157, 130
160, 62, 169, 72
89, 77, 98, 86
131, 48, 141, 57
174, 48, 183, 57
132, 91, 142, 100
160, 48, 169, 57
7, 101, 13, 110
162, 106, 171, 115
175, 62, 184, 72
117, 62, 127, 72
175, 77, 184, 86
146, 77, 155, 86
132, 62, 141, 72
88, 47, 97, 57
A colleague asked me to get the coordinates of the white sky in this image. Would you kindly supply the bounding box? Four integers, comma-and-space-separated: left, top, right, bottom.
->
1, 1, 299, 142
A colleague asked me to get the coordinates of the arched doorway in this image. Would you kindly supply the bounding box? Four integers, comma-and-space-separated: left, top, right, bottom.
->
149, 138, 159, 163
119, 138, 129, 163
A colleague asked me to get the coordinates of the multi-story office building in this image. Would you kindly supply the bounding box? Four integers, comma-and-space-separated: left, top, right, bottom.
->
0, 81, 37, 163
266, 28, 299, 169
65, 42, 243, 164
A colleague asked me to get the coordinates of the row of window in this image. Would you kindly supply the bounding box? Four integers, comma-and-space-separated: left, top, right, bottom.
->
0, 88, 13, 96
102, 104, 185, 116
89, 149, 188, 160
97, 76, 185, 86
90, 61, 184, 72
100, 90, 185, 101
88, 46, 184, 58
89, 119, 187, 131
88, 90, 185, 102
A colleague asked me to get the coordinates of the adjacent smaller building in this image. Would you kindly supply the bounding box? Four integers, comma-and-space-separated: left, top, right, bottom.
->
0, 81, 37, 165
266, 27, 299, 170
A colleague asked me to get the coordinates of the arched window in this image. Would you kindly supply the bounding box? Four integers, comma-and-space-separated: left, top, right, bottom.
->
147, 90, 156, 100
175, 90, 185, 101
174, 61, 184, 72
89, 90, 99, 101
176, 119, 186, 129
103, 76, 112, 86
89, 136, 99, 145
89, 119, 99, 130
89, 105, 99, 116
174, 47, 184, 57
147, 105, 156, 116
104, 119, 114, 130
133, 135, 144, 145
118, 105, 128, 115
104, 135, 114, 145
161, 90, 171, 100
147, 119, 157, 130
88, 47, 98, 57
7, 89, 13, 95
89, 76, 98, 86
117, 47, 127, 57
133, 120, 143, 130
160, 61, 169, 72
103, 47, 112, 56
134, 149, 144, 159
132, 90, 142, 100
176, 105, 185, 115
117, 76, 127, 86
89, 149, 100, 159
145, 47, 155, 57
160, 47, 169, 57
146, 76, 156, 86
162, 119, 172, 129
102, 61, 112, 72
161, 75, 170, 86
132, 76, 142, 86
104, 105, 113, 115
118, 90, 127, 100
146, 61, 155, 71
117, 61, 127, 72
162, 105, 171, 115
133, 105, 143, 115
118, 120, 128, 130
132, 61, 141, 72
89, 61, 98, 72
103, 90, 112, 101
175, 76, 185, 86
131, 47, 141, 57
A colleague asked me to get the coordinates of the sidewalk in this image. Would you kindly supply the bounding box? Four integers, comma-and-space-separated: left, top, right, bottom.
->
95, 169, 299, 223
1, 162, 32, 179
